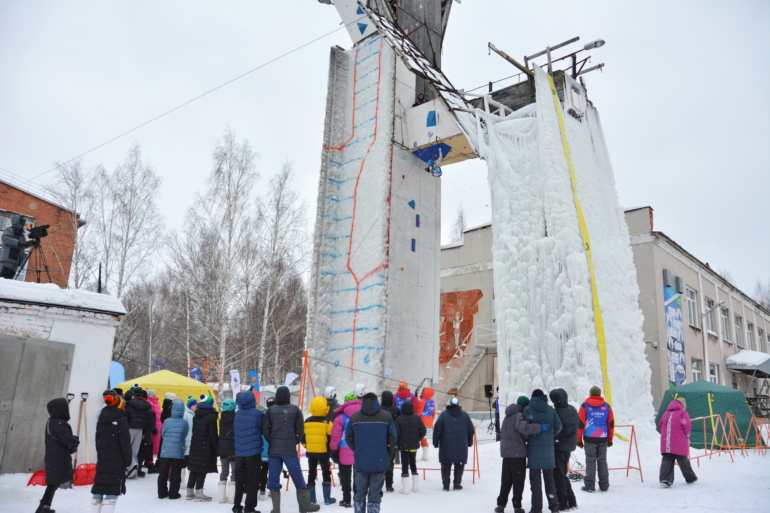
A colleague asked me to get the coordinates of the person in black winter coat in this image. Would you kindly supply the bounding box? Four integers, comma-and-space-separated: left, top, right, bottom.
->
433, 397, 474, 491
395, 400, 426, 495
124, 388, 156, 478
550, 388, 578, 511
496, 396, 542, 513
217, 398, 237, 504
91, 394, 133, 512
186, 395, 219, 501
380, 390, 401, 493
38, 398, 79, 513
262, 386, 319, 513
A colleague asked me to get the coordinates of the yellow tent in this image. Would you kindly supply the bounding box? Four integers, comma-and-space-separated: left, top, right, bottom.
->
116, 370, 217, 407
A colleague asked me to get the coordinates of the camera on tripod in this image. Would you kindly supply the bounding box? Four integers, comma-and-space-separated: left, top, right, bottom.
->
28, 224, 50, 242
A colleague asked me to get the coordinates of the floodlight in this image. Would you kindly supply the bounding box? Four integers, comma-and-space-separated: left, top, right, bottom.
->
584, 39, 606, 50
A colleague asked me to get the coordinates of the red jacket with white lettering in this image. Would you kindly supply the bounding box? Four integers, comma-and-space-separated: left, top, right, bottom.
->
577, 395, 614, 444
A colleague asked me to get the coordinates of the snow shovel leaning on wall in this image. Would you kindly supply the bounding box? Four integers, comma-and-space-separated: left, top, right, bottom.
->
73, 393, 96, 486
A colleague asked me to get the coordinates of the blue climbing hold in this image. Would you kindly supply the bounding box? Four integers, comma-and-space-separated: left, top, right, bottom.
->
357, 23, 368, 35
408, 200, 416, 210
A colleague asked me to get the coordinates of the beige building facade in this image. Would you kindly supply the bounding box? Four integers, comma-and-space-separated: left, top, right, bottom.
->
440, 207, 770, 412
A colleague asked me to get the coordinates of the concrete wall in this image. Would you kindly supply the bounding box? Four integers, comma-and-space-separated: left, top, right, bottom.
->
0, 300, 121, 466
626, 207, 770, 410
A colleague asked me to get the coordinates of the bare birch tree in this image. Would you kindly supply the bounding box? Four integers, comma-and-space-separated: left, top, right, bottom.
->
44, 159, 99, 289
91, 144, 163, 298
255, 161, 309, 382
450, 204, 466, 243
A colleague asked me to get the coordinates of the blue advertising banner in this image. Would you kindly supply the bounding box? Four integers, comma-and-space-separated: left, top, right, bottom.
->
664, 285, 686, 387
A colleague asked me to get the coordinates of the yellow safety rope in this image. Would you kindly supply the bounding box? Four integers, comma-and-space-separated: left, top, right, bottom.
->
547, 74, 613, 406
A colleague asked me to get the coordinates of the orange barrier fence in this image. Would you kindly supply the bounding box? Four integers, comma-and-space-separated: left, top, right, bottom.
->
688, 414, 734, 465
744, 417, 768, 456
413, 426, 482, 484
568, 425, 643, 482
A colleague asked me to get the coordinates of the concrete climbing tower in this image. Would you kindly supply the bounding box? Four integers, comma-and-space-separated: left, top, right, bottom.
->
306, 1, 474, 395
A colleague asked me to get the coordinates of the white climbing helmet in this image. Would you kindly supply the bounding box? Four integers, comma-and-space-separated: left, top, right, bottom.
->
354, 383, 366, 398
324, 386, 337, 400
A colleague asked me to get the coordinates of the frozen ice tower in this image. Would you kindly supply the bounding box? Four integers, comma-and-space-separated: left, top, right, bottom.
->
478, 66, 653, 423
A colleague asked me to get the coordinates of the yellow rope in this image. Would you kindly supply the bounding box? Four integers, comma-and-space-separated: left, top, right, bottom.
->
547, 74, 612, 406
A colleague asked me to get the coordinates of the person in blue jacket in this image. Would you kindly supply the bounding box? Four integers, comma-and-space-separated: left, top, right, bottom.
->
233, 390, 264, 513
346, 392, 397, 513
157, 400, 189, 500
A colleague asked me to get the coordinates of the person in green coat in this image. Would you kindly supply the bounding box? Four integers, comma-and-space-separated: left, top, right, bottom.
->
522, 390, 562, 513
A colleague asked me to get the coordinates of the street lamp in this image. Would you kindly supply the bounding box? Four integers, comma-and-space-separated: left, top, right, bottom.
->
583, 39, 606, 51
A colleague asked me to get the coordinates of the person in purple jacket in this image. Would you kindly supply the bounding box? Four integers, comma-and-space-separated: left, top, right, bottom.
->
658, 397, 697, 487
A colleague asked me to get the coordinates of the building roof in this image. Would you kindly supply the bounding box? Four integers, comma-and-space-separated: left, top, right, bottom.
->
0, 279, 126, 315
0, 177, 81, 218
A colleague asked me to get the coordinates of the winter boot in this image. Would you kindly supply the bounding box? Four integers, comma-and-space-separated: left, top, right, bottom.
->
219, 481, 228, 503
297, 488, 321, 513
309, 483, 317, 504
580, 486, 594, 493
411, 474, 419, 493
232, 506, 244, 513
34, 502, 55, 513
227, 481, 236, 504
367, 502, 380, 513
420, 446, 429, 461
270, 490, 281, 513
494, 507, 505, 513
399, 476, 410, 495
194, 489, 213, 502
354, 502, 366, 513
186, 487, 194, 500
453, 483, 463, 491
322, 482, 336, 505
91, 497, 102, 513
101, 498, 117, 513
660, 481, 671, 488
339, 500, 352, 508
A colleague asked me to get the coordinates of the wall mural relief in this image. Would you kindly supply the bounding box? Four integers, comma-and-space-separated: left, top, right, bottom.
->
439, 290, 483, 365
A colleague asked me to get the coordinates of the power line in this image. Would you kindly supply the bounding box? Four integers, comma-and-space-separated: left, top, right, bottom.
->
23, 16, 365, 184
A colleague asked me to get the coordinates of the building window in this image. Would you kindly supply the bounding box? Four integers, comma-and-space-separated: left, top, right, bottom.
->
704, 298, 715, 333
759, 328, 765, 352
709, 363, 719, 384
686, 288, 699, 328
720, 308, 730, 342
734, 316, 743, 347
747, 323, 753, 351
691, 358, 702, 381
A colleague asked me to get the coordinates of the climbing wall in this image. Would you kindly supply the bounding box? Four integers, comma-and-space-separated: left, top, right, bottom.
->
480, 67, 653, 423
307, 35, 440, 394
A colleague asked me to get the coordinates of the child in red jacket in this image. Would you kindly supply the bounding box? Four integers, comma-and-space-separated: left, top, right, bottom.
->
576, 386, 614, 492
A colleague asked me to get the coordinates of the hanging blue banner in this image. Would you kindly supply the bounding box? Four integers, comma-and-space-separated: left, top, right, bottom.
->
109, 361, 125, 389
189, 368, 204, 383
248, 370, 260, 391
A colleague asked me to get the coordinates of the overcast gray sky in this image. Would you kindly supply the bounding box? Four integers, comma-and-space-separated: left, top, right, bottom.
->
1, 0, 768, 294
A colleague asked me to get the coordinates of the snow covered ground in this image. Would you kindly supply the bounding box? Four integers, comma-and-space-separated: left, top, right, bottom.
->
3, 424, 767, 513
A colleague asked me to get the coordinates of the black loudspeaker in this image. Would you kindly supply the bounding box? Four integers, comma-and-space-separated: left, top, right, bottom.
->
484, 384, 494, 398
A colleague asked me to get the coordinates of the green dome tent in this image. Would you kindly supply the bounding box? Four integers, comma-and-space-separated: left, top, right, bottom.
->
655, 381, 760, 449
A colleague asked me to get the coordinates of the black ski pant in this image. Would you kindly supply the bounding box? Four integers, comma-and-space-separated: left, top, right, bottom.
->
234, 455, 261, 510
554, 450, 577, 509
307, 456, 332, 485
385, 454, 395, 489
496, 457, 527, 509
401, 450, 418, 476
583, 442, 609, 491
440, 462, 464, 487
156, 457, 184, 497
530, 468, 558, 511
186, 470, 206, 490
40, 484, 57, 507
659, 453, 697, 484
258, 461, 269, 492
338, 464, 353, 503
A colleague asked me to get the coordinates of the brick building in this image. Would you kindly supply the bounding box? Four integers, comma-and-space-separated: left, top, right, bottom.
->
0, 178, 83, 288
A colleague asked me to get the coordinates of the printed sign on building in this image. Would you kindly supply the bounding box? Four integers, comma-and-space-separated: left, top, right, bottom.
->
664, 285, 686, 387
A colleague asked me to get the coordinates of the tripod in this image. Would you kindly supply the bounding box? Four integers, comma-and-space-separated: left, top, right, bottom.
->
15, 241, 52, 283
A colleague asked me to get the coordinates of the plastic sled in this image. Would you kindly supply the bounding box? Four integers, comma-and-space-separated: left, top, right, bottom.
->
73, 463, 96, 486
27, 471, 47, 486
